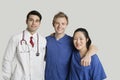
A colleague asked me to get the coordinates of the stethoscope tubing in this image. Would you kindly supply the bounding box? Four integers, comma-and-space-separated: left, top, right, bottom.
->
20, 30, 40, 56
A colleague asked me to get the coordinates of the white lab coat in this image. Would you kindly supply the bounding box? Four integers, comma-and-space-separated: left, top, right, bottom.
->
1, 30, 46, 80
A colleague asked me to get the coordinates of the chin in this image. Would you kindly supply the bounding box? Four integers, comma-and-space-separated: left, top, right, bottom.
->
57, 30, 64, 33
75, 47, 80, 50
76, 46, 82, 50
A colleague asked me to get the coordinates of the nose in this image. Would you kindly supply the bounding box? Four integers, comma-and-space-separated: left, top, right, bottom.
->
76, 39, 80, 44
32, 21, 35, 25
57, 24, 61, 28
58, 23, 63, 27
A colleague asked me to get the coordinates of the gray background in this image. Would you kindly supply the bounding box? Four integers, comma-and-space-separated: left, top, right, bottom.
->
0, 0, 120, 80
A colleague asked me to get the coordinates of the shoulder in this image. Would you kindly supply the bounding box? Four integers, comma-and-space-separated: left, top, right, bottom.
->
39, 34, 46, 41
91, 54, 99, 61
9, 32, 22, 42
5, 32, 22, 47
46, 35, 52, 40
38, 34, 47, 46
63, 34, 72, 43
91, 54, 101, 66
92, 54, 99, 59
65, 34, 72, 39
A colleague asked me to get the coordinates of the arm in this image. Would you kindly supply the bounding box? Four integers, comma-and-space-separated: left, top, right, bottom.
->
81, 44, 98, 66
1, 36, 17, 80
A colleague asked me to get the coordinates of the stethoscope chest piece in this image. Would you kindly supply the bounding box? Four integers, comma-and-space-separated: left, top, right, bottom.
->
36, 53, 40, 56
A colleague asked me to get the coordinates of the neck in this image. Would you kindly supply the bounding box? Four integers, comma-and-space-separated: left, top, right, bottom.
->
27, 28, 36, 35
55, 33, 65, 40
79, 47, 88, 58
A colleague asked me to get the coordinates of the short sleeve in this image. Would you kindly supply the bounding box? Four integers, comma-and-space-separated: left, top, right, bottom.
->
91, 55, 107, 80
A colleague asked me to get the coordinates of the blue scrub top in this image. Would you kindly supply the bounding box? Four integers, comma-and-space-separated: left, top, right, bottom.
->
68, 50, 107, 80
45, 34, 73, 80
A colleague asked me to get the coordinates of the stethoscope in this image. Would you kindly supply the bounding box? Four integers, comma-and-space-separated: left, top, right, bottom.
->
20, 30, 40, 56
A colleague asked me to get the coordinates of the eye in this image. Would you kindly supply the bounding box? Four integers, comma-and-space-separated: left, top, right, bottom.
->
35, 19, 40, 23
73, 38, 77, 40
54, 22, 59, 25
80, 38, 83, 40
62, 23, 65, 25
28, 18, 33, 21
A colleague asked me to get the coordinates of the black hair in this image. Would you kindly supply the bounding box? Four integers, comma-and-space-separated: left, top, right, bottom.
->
73, 28, 92, 49
26, 10, 42, 21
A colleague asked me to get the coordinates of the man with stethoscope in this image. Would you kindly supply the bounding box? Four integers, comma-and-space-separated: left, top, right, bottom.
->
1, 10, 46, 80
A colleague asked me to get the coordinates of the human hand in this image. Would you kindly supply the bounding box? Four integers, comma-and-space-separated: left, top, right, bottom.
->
81, 54, 91, 66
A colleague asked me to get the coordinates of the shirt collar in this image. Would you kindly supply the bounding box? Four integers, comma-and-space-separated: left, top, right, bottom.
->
24, 29, 38, 40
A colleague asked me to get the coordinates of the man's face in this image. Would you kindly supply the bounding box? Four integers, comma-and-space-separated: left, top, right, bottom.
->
26, 15, 40, 33
53, 17, 68, 35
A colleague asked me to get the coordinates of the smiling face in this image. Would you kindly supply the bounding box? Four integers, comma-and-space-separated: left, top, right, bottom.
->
53, 17, 68, 35
73, 31, 88, 51
26, 15, 40, 34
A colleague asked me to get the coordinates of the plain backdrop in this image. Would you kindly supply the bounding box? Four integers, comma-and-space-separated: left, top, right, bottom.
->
0, 0, 120, 80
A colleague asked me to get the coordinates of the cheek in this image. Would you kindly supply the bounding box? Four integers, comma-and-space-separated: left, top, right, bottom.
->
36, 23, 40, 26
82, 41, 87, 46
73, 40, 76, 45
63, 25, 67, 29
27, 22, 32, 26
37, 22, 40, 25
53, 25, 57, 29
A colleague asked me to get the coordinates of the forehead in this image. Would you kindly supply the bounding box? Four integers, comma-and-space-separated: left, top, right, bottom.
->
28, 15, 40, 20
55, 17, 67, 22
74, 31, 85, 37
